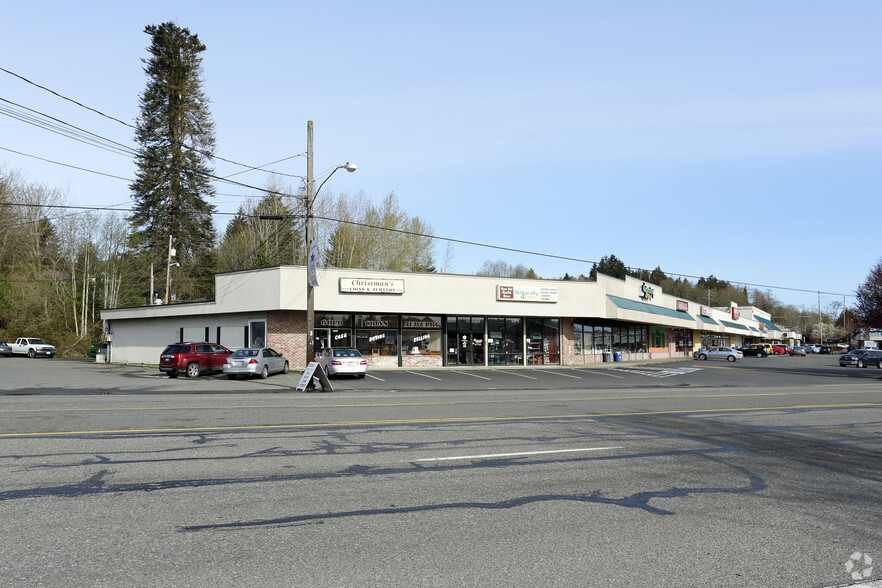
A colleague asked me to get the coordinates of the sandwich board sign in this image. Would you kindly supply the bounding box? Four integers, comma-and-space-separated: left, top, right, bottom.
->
296, 362, 334, 392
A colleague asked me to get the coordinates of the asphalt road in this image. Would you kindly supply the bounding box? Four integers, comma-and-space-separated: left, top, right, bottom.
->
0, 356, 880, 587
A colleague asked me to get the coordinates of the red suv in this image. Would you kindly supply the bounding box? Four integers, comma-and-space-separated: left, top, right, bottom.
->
159, 342, 233, 378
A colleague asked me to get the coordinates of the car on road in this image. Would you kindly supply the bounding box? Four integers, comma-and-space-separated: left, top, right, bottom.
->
839, 349, 882, 368
223, 347, 289, 379
694, 346, 743, 362
159, 342, 233, 378
739, 344, 769, 358
790, 346, 806, 356
819, 345, 834, 355
319, 348, 367, 378
771, 344, 787, 355
805, 345, 820, 354
0, 340, 11, 357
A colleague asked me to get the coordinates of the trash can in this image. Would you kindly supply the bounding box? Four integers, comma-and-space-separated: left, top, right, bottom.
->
95, 352, 106, 364
602, 352, 612, 362
613, 352, 622, 362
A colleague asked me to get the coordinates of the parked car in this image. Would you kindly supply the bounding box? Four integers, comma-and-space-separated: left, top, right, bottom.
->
89, 342, 108, 357
694, 346, 743, 362
819, 345, 834, 355
771, 345, 787, 355
159, 342, 233, 378
790, 346, 806, 356
223, 347, 289, 379
739, 344, 769, 358
318, 348, 367, 378
0, 340, 11, 357
839, 349, 882, 368
11, 338, 56, 358
805, 345, 820, 354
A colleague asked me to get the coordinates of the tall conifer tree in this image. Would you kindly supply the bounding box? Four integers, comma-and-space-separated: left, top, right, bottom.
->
129, 22, 217, 300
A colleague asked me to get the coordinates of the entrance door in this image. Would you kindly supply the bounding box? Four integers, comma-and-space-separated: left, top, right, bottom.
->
447, 317, 485, 366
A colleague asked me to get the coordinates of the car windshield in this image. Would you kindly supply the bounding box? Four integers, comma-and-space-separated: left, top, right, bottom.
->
231, 349, 259, 358
333, 349, 361, 358
28, 339, 46, 345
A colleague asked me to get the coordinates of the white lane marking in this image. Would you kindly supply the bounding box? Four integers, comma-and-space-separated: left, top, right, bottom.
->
530, 369, 581, 379
451, 370, 492, 380
582, 369, 625, 379
416, 446, 623, 462
365, 373, 385, 381
405, 371, 443, 381
491, 370, 538, 380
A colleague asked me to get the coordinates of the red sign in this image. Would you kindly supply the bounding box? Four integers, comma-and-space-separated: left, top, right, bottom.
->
677, 300, 688, 312
498, 286, 514, 300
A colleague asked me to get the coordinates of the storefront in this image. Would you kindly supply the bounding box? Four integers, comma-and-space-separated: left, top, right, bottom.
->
101, 266, 781, 369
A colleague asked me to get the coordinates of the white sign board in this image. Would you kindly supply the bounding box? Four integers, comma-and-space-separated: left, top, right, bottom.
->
496, 284, 559, 303
340, 278, 405, 294
296, 362, 334, 392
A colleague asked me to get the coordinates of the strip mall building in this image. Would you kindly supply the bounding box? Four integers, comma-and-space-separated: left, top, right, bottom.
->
100, 266, 782, 368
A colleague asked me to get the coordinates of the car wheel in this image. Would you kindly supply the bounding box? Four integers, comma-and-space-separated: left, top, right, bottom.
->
28, 349, 35, 358
727, 355, 736, 362
760, 352, 766, 358
186, 362, 201, 378
698, 353, 707, 361
857, 359, 865, 368
260, 365, 269, 379
227, 374, 237, 380
282, 361, 289, 374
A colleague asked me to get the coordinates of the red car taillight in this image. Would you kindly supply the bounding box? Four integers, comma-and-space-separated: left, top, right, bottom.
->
331, 360, 342, 365
359, 360, 367, 365
249, 358, 259, 364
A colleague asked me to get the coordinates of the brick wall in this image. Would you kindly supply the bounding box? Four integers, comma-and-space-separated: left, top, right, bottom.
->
267, 310, 307, 367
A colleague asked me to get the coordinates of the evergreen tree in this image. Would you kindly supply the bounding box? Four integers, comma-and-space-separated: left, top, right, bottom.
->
129, 22, 217, 301
855, 259, 882, 327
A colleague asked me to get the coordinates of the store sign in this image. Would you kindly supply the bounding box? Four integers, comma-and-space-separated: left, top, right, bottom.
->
677, 300, 688, 312
640, 283, 654, 302
700, 306, 711, 317
731, 303, 740, 320
339, 278, 405, 294
403, 319, 442, 329
497, 284, 559, 303
363, 319, 392, 328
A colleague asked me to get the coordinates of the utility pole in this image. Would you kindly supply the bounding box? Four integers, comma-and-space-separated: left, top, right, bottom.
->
818, 291, 823, 345
305, 121, 315, 366
165, 235, 174, 305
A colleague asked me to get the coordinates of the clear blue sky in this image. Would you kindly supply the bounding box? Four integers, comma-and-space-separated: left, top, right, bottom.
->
3, 1, 880, 313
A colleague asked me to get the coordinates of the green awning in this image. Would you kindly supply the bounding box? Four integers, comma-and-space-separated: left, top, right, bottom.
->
749, 326, 759, 332
720, 319, 749, 331
607, 295, 694, 321
698, 315, 718, 325
756, 316, 780, 331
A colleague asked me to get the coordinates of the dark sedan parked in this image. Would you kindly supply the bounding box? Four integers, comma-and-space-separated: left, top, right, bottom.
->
839, 349, 881, 368
739, 344, 769, 358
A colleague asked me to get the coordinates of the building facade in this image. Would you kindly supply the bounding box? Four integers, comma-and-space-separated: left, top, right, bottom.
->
101, 266, 783, 368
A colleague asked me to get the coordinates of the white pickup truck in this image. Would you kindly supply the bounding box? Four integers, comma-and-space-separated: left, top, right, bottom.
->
11, 338, 56, 358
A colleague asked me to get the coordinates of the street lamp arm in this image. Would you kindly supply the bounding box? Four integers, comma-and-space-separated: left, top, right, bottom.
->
313, 162, 357, 203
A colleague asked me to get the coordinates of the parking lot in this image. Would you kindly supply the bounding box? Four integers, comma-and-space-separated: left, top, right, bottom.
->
1, 353, 879, 395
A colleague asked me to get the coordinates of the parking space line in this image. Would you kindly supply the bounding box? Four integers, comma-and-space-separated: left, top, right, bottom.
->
416, 446, 624, 462
366, 373, 385, 382
581, 369, 625, 378
530, 369, 581, 379
491, 369, 538, 379
405, 371, 444, 381
451, 370, 492, 380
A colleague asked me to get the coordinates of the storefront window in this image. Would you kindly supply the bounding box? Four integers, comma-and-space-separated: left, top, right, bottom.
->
355, 314, 398, 329
403, 331, 442, 355
316, 313, 352, 328
488, 317, 522, 365
355, 329, 398, 357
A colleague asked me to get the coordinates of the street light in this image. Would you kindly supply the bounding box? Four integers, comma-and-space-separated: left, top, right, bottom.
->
305, 121, 355, 366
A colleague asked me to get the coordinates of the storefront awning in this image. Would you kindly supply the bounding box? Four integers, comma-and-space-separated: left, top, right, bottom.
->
756, 316, 780, 331
607, 295, 694, 321
698, 315, 718, 325
720, 319, 749, 331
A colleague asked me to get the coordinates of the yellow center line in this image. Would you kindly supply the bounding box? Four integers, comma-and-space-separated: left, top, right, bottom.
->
0, 387, 879, 414
0, 402, 878, 437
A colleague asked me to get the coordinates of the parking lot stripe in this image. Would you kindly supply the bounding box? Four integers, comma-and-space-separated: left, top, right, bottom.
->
451, 370, 492, 380
491, 369, 538, 379
365, 373, 385, 382
582, 369, 625, 378
405, 371, 443, 381
415, 446, 623, 462
530, 369, 581, 379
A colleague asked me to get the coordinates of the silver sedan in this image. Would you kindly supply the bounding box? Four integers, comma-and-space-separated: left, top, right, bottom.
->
694, 346, 743, 362
319, 348, 368, 378
223, 347, 289, 379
